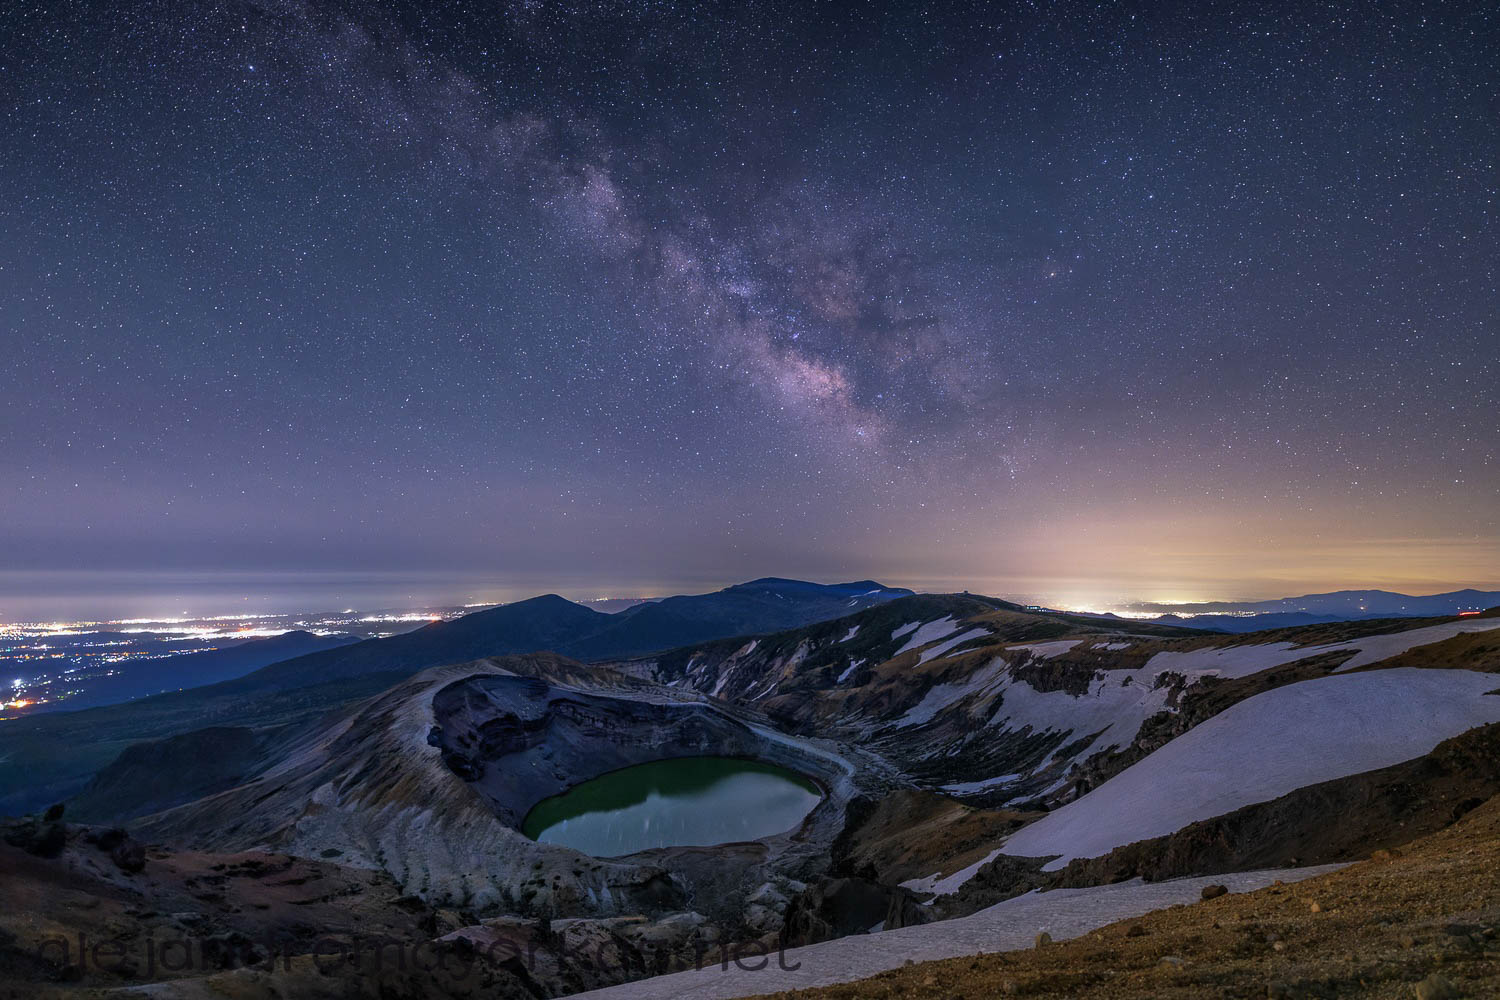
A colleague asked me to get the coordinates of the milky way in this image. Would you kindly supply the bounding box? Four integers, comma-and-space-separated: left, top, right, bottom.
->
2, 1, 1497, 612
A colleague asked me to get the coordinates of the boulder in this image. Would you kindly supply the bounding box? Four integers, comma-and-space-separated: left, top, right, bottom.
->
110, 837, 147, 873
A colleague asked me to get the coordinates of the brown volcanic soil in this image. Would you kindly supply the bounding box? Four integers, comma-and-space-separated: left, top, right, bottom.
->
0, 821, 677, 1000
1360, 628, 1500, 674
830, 789, 1037, 886
0, 829, 436, 999
745, 793, 1500, 1000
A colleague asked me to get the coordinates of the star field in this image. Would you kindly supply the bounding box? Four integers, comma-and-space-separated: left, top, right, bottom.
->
2, 0, 1497, 611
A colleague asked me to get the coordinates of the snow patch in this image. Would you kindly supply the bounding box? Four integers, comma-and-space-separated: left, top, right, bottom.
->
1008, 639, 1082, 659
894, 657, 1008, 728
899, 847, 1003, 896
941, 774, 1020, 795
836, 659, 864, 684
916, 627, 988, 665
841, 624, 860, 643
890, 622, 920, 640
893, 617, 959, 657
1139, 641, 1305, 680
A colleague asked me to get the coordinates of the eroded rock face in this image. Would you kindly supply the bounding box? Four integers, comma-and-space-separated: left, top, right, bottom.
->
428, 674, 845, 832
778, 877, 930, 947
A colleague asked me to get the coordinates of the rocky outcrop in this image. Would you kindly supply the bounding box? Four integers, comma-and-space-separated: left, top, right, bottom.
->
930, 851, 1052, 917
1, 813, 66, 858
0, 826, 735, 999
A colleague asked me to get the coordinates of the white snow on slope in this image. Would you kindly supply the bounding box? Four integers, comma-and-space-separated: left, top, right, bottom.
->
892, 651, 1167, 757
893, 656, 1007, 728
890, 621, 920, 640
571, 867, 1343, 1000
941, 774, 1020, 795
1001, 668, 1500, 870
916, 627, 988, 665
892, 649, 1187, 765
707, 640, 759, 697
894, 631, 1363, 765
1141, 618, 1500, 682
836, 659, 864, 684
1094, 641, 1131, 650
840, 625, 860, 642
1139, 641, 1304, 680
1009, 639, 1081, 659
900, 847, 1003, 895
990, 663, 1170, 763
893, 617, 958, 657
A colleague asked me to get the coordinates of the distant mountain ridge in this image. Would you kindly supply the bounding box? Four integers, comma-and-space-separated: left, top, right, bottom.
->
214, 578, 913, 693
1125, 589, 1500, 628
561, 578, 909, 660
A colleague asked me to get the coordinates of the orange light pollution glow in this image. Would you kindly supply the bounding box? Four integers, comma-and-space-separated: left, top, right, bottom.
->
866, 504, 1500, 611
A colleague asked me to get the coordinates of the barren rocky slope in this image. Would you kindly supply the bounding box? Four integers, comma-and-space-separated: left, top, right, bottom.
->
119, 652, 885, 927
610, 598, 1500, 802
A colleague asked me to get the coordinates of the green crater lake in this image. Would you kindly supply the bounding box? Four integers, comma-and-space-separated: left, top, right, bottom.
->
521, 756, 822, 857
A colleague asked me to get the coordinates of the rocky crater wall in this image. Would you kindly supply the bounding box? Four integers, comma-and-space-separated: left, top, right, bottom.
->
428, 674, 847, 838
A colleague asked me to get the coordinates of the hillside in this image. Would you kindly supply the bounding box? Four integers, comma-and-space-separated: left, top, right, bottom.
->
0, 670, 408, 817
0, 579, 909, 816
4, 593, 1499, 1000
604, 598, 1500, 892
563, 579, 912, 660
191, 579, 911, 694
579, 793, 1500, 999
233, 594, 614, 691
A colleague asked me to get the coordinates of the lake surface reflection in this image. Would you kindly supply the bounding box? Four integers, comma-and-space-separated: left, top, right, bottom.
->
521, 756, 822, 857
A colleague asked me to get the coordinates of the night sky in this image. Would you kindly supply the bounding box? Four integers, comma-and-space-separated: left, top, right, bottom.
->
3, 1, 1497, 617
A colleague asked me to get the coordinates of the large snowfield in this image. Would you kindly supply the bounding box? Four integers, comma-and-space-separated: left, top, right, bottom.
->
1000, 667, 1500, 869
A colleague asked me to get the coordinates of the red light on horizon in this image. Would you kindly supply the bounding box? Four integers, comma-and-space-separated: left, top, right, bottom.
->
1456, 610, 1481, 617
